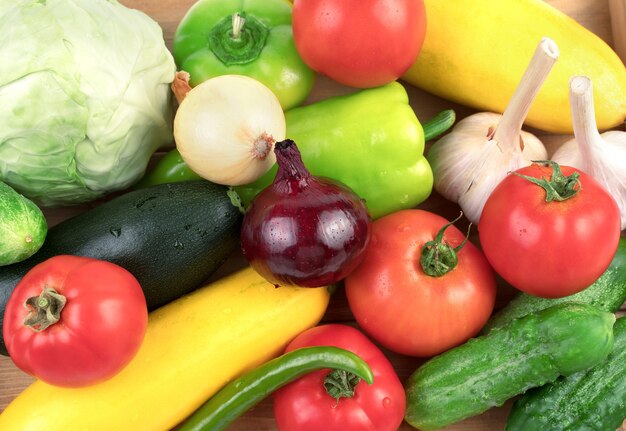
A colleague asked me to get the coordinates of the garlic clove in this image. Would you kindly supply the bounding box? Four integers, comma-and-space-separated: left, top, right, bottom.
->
174, 74, 286, 186
454, 121, 546, 223
553, 76, 626, 229
551, 138, 581, 169
429, 112, 502, 203
427, 38, 556, 223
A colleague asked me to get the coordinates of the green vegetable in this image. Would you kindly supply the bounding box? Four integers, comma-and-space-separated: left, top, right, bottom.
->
0, 0, 176, 206
506, 316, 626, 431
404, 303, 616, 431
0, 181, 242, 356
0, 182, 47, 266
173, 0, 314, 110
178, 346, 374, 431
236, 83, 454, 219
422, 109, 456, 142
484, 237, 626, 332
135, 149, 202, 189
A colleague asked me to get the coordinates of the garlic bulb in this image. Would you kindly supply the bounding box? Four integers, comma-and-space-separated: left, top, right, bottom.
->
553, 76, 626, 230
427, 38, 558, 223
174, 74, 286, 186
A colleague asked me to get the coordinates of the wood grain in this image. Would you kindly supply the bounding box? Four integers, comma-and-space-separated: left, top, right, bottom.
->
609, 0, 626, 63
1, 1, 625, 430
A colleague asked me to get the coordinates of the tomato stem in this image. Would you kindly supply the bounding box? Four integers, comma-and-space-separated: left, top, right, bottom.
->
323, 369, 361, 404
420, 212, 470, 277
512, 160, 581, 202
23, 287, 67, 332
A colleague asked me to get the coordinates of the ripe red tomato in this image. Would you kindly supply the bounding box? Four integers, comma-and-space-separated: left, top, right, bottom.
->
478, 162, 621, 298
273, 324, 405, 431
292, 0, 426, 88
3, 255, 148, 387
345, 210, 496, 357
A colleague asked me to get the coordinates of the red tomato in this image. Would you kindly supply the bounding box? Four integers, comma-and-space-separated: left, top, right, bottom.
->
273, 324, 405, 431
345, 210, 496, 357
3, 255, 148, 387
292, 0, 426, 88
478, 162, 621, 298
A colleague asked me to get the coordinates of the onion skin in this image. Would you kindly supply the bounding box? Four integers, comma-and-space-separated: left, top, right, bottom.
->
241, 140, 371, 287
174, 74, 285, 186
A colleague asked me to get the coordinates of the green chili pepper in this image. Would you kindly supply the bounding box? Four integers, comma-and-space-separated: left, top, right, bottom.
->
177, 346, 374, 431
236, 82, 455, 219
173, 0, 315, 110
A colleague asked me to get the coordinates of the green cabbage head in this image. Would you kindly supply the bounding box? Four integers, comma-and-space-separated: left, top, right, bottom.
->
0, 0, 176, 206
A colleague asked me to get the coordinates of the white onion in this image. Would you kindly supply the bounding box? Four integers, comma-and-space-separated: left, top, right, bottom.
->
174, 74, 286, 186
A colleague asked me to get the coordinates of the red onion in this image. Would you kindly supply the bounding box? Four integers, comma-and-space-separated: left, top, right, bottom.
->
241, 139, 371, 287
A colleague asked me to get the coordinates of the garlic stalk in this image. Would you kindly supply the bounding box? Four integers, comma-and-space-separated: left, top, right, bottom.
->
427, 38, 558, 223
174, 74, 286, 186
552, 76, 626, 230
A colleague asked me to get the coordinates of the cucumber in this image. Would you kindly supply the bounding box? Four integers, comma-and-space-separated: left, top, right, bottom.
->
0, 182, 47, 266
506, 316, 626, 431
484, 237, 626, 332
0, 181, 242, 355
404, 303, 616, 431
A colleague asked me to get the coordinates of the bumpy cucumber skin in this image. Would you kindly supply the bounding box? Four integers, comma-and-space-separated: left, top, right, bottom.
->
506, 316, 626, 431
0, 181, 242, 355
404, 303, 616, 431
0, 182, 47, 266
485, 238, 626, 332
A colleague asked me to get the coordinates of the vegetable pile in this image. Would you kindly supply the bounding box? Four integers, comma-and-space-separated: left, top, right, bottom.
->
0, 0, 625, 430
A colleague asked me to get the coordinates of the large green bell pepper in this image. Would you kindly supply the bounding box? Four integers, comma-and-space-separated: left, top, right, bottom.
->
236, 82, 445, 219
173, 0, 314, 110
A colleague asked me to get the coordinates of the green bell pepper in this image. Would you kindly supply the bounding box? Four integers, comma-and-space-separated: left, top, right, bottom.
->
173, 0, 314, 110
236, 82, 453, 219
134, 148, 202, 189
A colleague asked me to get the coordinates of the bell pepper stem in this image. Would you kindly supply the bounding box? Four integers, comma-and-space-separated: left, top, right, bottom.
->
23, 287, 67, 332
231, 13, 246, 40
423, 109, 456, 141
208, 12, 269, 66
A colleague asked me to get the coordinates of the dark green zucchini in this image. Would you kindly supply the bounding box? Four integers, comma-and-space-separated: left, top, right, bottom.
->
0, 181, 242, 355
506, 316, 626, 431
484, 237, 626, 332
404, 303, 616, 431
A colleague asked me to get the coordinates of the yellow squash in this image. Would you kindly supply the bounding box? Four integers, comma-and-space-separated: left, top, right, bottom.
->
0, 267, 330, 431
403, 0, 626, 133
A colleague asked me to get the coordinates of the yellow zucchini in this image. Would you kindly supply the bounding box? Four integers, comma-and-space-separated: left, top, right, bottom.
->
0, 267, 330, 431
403, 0, 626, 133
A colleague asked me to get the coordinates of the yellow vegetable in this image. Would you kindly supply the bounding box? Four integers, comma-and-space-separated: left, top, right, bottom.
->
0, 267, 330, 431
403, 0, 626, 133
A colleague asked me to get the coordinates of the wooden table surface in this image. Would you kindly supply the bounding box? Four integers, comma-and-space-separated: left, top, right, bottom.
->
1, 0, 625, 430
